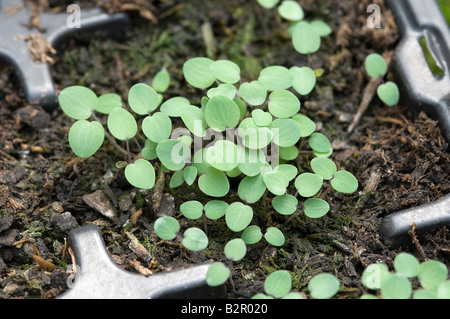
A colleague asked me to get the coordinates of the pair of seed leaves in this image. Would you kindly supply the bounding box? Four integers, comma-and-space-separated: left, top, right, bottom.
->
365, 53, 400, 107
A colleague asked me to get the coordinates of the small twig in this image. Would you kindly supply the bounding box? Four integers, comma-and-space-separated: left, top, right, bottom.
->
408, 223, 427, 261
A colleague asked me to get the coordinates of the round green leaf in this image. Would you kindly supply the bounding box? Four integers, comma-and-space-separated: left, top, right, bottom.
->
204, 140, 239, 171
290, 66, 316, 96
413, 289, 438, 299
377, 81, 400, 107
141, 139, 158, 160
160, 96, 191, 117
169, 170, 184, 188
262, 170, 289, 196
183, 57, 216, 89
183, 166, 198, 186
265, 270, 292, 298
257, 0, 280, 9
264, 227, 285, 246
361, 263, 390, 290
142, 112, 172, 143
225, 202, 253, 232
107, 107, 137, 141
198, 167, 230, 197
295, 173, 323, 197
182, 227, 208, 251
276, 164, 298, 181
292, 21, 321, 54
258, 66, 293, 91
59, 86, 97, 120
278, 0, 304, 21
204, 200, 228, 220
437, 280, 450, 299
96, 93, 122, 114
279, 145, 299, 161
68, 120, 105, 158
251, 109, 273, 127
311, 157, 337, 180
205, 95, 241, 131
394, 253, 420, 278
241, 225, 263, 245
206, 262, 230, 287
418, 260, 449, 290
209, 60, 241, 84
224, 238, 247, 261
331, 170, 358, 194
309, 132, 331, 153
154, 216, 180, 240
156, 139, 189, 171
237, 147, 267, 177
207, 83, 237, 100
238, 118, 273, 150
128, 83, 159, 115
292, 113, 316, 137
268, 90, 300, 119
270, 118, 301, 147
152, 68, 170, 93
124, 159, 155, 190
272, 194, 298, 215
380, 274, 412, 299
310, 20, 332, 37
180, 200, 203, 220
238, 174, 267, 204
308, 273, 340, 299
181, 105, 207, 137
365, 53, 387, 78
239, 81, 267, 106
304, 198, 330, 218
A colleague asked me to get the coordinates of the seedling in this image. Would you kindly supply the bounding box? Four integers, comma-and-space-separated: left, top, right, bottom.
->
364, 53, 400, 107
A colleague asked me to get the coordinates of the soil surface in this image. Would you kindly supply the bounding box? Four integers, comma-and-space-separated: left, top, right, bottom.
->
0, 0, 449, 299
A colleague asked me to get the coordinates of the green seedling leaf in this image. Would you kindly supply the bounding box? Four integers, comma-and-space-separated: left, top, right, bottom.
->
59, 86, 97, 120
141, 139, 158, 160
290, 66, 316, 96
205, 95, 241, 131
181, 105, 207, 137
152, 68, 170, 93
262, 170, 289, 196
313, 148, 333, 158
257, 0, 280, 9
413, 289, 438, 299
292, 21, 321, 54
365, 53, 387, 78
239, 81, 267, 106
279, 145, 299, 161
182, 227, 208, 251
252, 294, 274, 299
224, 238, 247, 261
238, 118, 273, 150
160, 96, 191, 117
309, 132, 331, 153
128, 83, 159, 115
251, 109, 273, 127
277, 164, 298, 181
226, 167, 241, 178
380, 274, 412, 299
265, 270, 292, 298
209, 60, 241, 84
258, 65, 293, 91
310, 20, 332, 36
183, 57, 216, 89
292, 113, 316, 137
264, 227, 285, 246
272, 194, 298, 215
183, 166, 198, 186
361, 263, 390, 290
304, 198, 330, 218
192, 148, 210, 174
268, 90, 300, 119
331, 170, 358, 193
198, 167, 230, 197
169, 170, 184, 188
225, 202, 253, 232
311, 157, 337, 180
96, 93, 122, 114
156, 139, 189, 171
206, 262, 230, 287
107, 107, 137, 141
270, 118, 301, 147
207, 83, 237, 99
125, 159, 155, 190
241, 225, 263, 245
234, 97, 247, 119
394, 253, 420, 278
154, 216, 180, 240
68, 120, 104, 158
237, 147, 267, 177
205, 140, 239, 171
308, 273, 340, 299
180, 200, 203, 220
418, 260, 449, 290
377, 81, 400, 107
142, 112, 172, 143
204, 200, 228, 220
359, 294, 379, 299
278, 0, 304, 21
437, 281, 450, 299
238, 174, 266, 204
295, 173, 323, 197
283, 292, 306, 299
